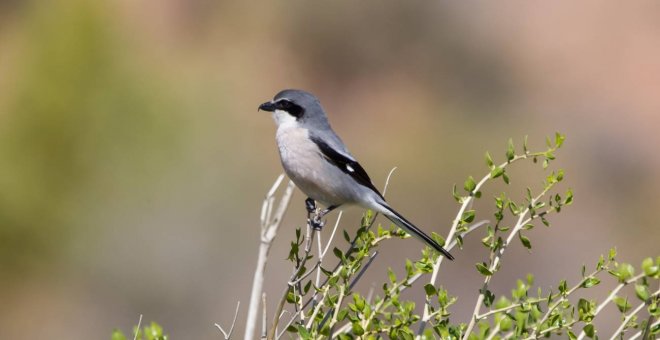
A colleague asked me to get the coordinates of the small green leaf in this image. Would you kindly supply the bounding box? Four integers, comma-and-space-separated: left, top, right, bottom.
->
490, 166, 504, 178
485, 151, 494, 168
343, 230, 350, 242
464, 176, 476, 193
642, 257, 658, 277
424, 283, 437, 296
431, 232, 446, 247
352, 322, 365, 335
506, 138, 515, 161
476, 262, 493, 276
462, 210, 476, 223
583, 324, 595, 338
635, 284, 649, 301
388, 268, 397, 284
297, 325, 311, 338
581, 277, 601, 288
518, 233, 532, 250
558, 280, 568, 294
555, 132, 566, 148
613, 296, 631, 313
111, 330, 127, 340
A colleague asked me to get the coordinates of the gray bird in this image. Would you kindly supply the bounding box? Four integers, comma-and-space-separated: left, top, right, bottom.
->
258, 89, 453, 260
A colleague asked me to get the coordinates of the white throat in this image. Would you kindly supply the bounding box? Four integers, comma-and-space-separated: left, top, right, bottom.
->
272, 109, 299, 130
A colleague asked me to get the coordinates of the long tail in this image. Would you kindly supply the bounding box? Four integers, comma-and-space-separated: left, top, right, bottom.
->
377, 203, 454, 260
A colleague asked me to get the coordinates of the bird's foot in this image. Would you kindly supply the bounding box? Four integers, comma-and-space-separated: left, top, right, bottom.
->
310, 215, 325, 230
305, 197, 316, 214
305, 197, 324, 230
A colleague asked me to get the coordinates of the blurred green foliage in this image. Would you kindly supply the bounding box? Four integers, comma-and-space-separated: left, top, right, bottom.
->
0, 0, 182, 277
112, 321, 168, 340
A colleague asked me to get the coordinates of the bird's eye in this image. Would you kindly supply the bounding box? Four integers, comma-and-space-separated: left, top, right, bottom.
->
276, 100, 304, 118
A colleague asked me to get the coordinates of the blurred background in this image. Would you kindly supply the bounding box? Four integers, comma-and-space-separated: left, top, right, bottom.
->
1, 0, 659, 338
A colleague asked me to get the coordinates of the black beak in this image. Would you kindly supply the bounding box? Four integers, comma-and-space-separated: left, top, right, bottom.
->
258, 101, 276, 112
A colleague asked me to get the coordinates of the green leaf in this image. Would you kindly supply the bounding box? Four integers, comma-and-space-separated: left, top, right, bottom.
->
490, 166, 505, 179
506, 138, 515, 161
613, 296, 631, 313
583, 324, 595, 338
431, 232, 446, 247
333, 247, 345, 262
485, 151, 494, 168
518, 233, 532, 250
452, 184, 464, 203
424, 283, 437, 297
462, 210, 476, 223
352, 322, 365, 336
111, 330, 127, 340
297, 325, 311, 338
642, 257, 658, 277
555, 132, 566, 148
558, 280, 568, 295
464, 176, 476, 193
635, 283, 650, 301
388, 268, 397, 284
476, 263, 493, 276
581, 277, 600, 288
617, 263, 635, 282
523, 135, 529, 153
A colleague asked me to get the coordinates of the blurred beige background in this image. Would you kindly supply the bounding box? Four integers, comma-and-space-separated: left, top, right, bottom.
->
1, 1, 659, 338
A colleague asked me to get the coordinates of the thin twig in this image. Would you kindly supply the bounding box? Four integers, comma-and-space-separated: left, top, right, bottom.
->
261, 294, 267, 339
462, 185, 556, 339
608, 288, 660, 340
216, 301, 241, 339
576, 272, 646, 340
244, 176, 295, 340
133, 314, 143, 340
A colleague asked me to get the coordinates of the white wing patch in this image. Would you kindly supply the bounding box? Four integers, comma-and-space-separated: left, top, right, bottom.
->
346, 164, 354, 172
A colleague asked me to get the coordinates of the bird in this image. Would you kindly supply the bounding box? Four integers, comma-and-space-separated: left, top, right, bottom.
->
258, 89, 454, 260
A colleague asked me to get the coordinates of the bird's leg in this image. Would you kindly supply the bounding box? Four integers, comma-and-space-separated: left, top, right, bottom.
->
305, 197, 317, 215
305, 198, 324, 230
318, 205, 339, 219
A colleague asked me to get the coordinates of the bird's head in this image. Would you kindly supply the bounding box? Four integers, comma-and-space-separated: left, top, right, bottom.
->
259, 89, 327, 129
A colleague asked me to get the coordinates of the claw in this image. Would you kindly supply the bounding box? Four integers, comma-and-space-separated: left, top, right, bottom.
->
305, 198, 316, 214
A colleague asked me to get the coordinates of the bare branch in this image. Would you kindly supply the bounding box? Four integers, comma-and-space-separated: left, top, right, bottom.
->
216, 301, 241, 339
244, 176, 295, 340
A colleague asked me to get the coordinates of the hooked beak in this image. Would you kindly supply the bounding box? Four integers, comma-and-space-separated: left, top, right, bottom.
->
258, 101, 276, 112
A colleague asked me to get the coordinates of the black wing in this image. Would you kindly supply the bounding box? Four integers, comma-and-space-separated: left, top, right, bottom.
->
310, 135, 385, 200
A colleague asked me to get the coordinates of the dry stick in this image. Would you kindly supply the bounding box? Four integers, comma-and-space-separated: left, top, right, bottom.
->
133, 314, 143, 340
244, 175, 295, 340
216, 301, 241, 339
261, 294, 267, 339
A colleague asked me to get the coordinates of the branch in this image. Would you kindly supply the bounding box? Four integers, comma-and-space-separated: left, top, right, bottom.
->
244, 175, 295, 340
608, 288, 660, 340
216, 301, 241, 339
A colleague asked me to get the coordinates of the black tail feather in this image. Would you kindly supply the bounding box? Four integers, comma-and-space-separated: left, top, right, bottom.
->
378, 204, 454, 260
